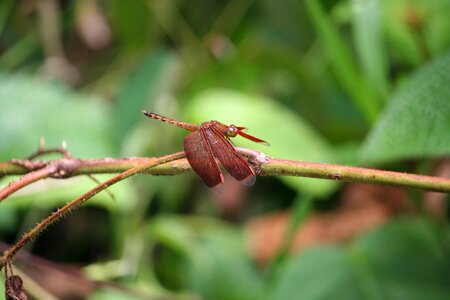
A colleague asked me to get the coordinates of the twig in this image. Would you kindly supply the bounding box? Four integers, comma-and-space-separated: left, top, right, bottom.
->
1, 148, 450, 270
0, 144, 106, 202
0, 151, 185, 269
262, 158, 450, 193
86, 174, 116, 201
0, 157, 85, 203
0, 165, 57, 203
26, 139, 71, 160
1, 150, 450, 193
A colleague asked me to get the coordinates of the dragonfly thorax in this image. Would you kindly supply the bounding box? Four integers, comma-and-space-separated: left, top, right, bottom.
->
202, 121, 237, 137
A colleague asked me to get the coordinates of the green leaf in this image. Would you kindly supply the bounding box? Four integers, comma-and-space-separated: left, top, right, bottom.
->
185, 88, 337, 196
147, 215, 265, 300
350, 218, 450, 300
359, 51, 450, 164
0, 74, 137, 215
0, 0, 14, 36
380, 0, 450, 65
146, 215, 200, 257
0, 75, 136, 213
0, 74, 113, 160
113, 49, 180, 147
106, 0, 153, 51
305, 0, 378, 123
271, 217, 450, 300
259, 0, 311, 49
185, 230, 265, 300
351, 0, 388, 100
271, 246, 363, 300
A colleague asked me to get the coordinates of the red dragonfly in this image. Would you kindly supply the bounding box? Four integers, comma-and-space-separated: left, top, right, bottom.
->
142, 111, 269, 189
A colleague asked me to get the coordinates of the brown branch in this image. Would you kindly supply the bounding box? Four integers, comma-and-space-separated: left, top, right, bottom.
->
1, 148, 450, 270
25, 138, 71, 160
1, 149, 450, 194
0, 165, 56, 203
0, 152, 185, 269
262, 158, 450, 193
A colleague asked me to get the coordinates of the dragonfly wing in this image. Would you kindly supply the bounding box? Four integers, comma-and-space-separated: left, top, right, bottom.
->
237, 130, 270, 145
183, 130, 224, 188
206, 126, 256, 186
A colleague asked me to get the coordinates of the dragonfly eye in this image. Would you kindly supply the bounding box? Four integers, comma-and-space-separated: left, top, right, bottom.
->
226, 125, 239, 137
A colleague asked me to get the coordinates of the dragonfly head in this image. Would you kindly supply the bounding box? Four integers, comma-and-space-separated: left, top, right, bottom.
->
226, 125, 240, 137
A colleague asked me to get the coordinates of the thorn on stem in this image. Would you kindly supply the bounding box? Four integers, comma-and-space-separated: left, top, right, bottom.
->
38, 137, 46, 151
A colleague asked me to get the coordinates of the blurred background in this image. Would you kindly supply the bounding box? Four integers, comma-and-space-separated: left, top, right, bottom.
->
1, 0, 450, 299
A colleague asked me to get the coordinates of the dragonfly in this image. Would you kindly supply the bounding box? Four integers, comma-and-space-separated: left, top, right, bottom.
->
142, 111, 269, 189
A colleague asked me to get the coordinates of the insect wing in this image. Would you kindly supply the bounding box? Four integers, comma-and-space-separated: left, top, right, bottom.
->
206, 126, 256, 186
183, 130, 224, 188
237, 130, 270, 145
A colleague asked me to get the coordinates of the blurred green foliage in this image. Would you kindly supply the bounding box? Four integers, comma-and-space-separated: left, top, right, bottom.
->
271, 217, 450, 300
0, 0, 449, 299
